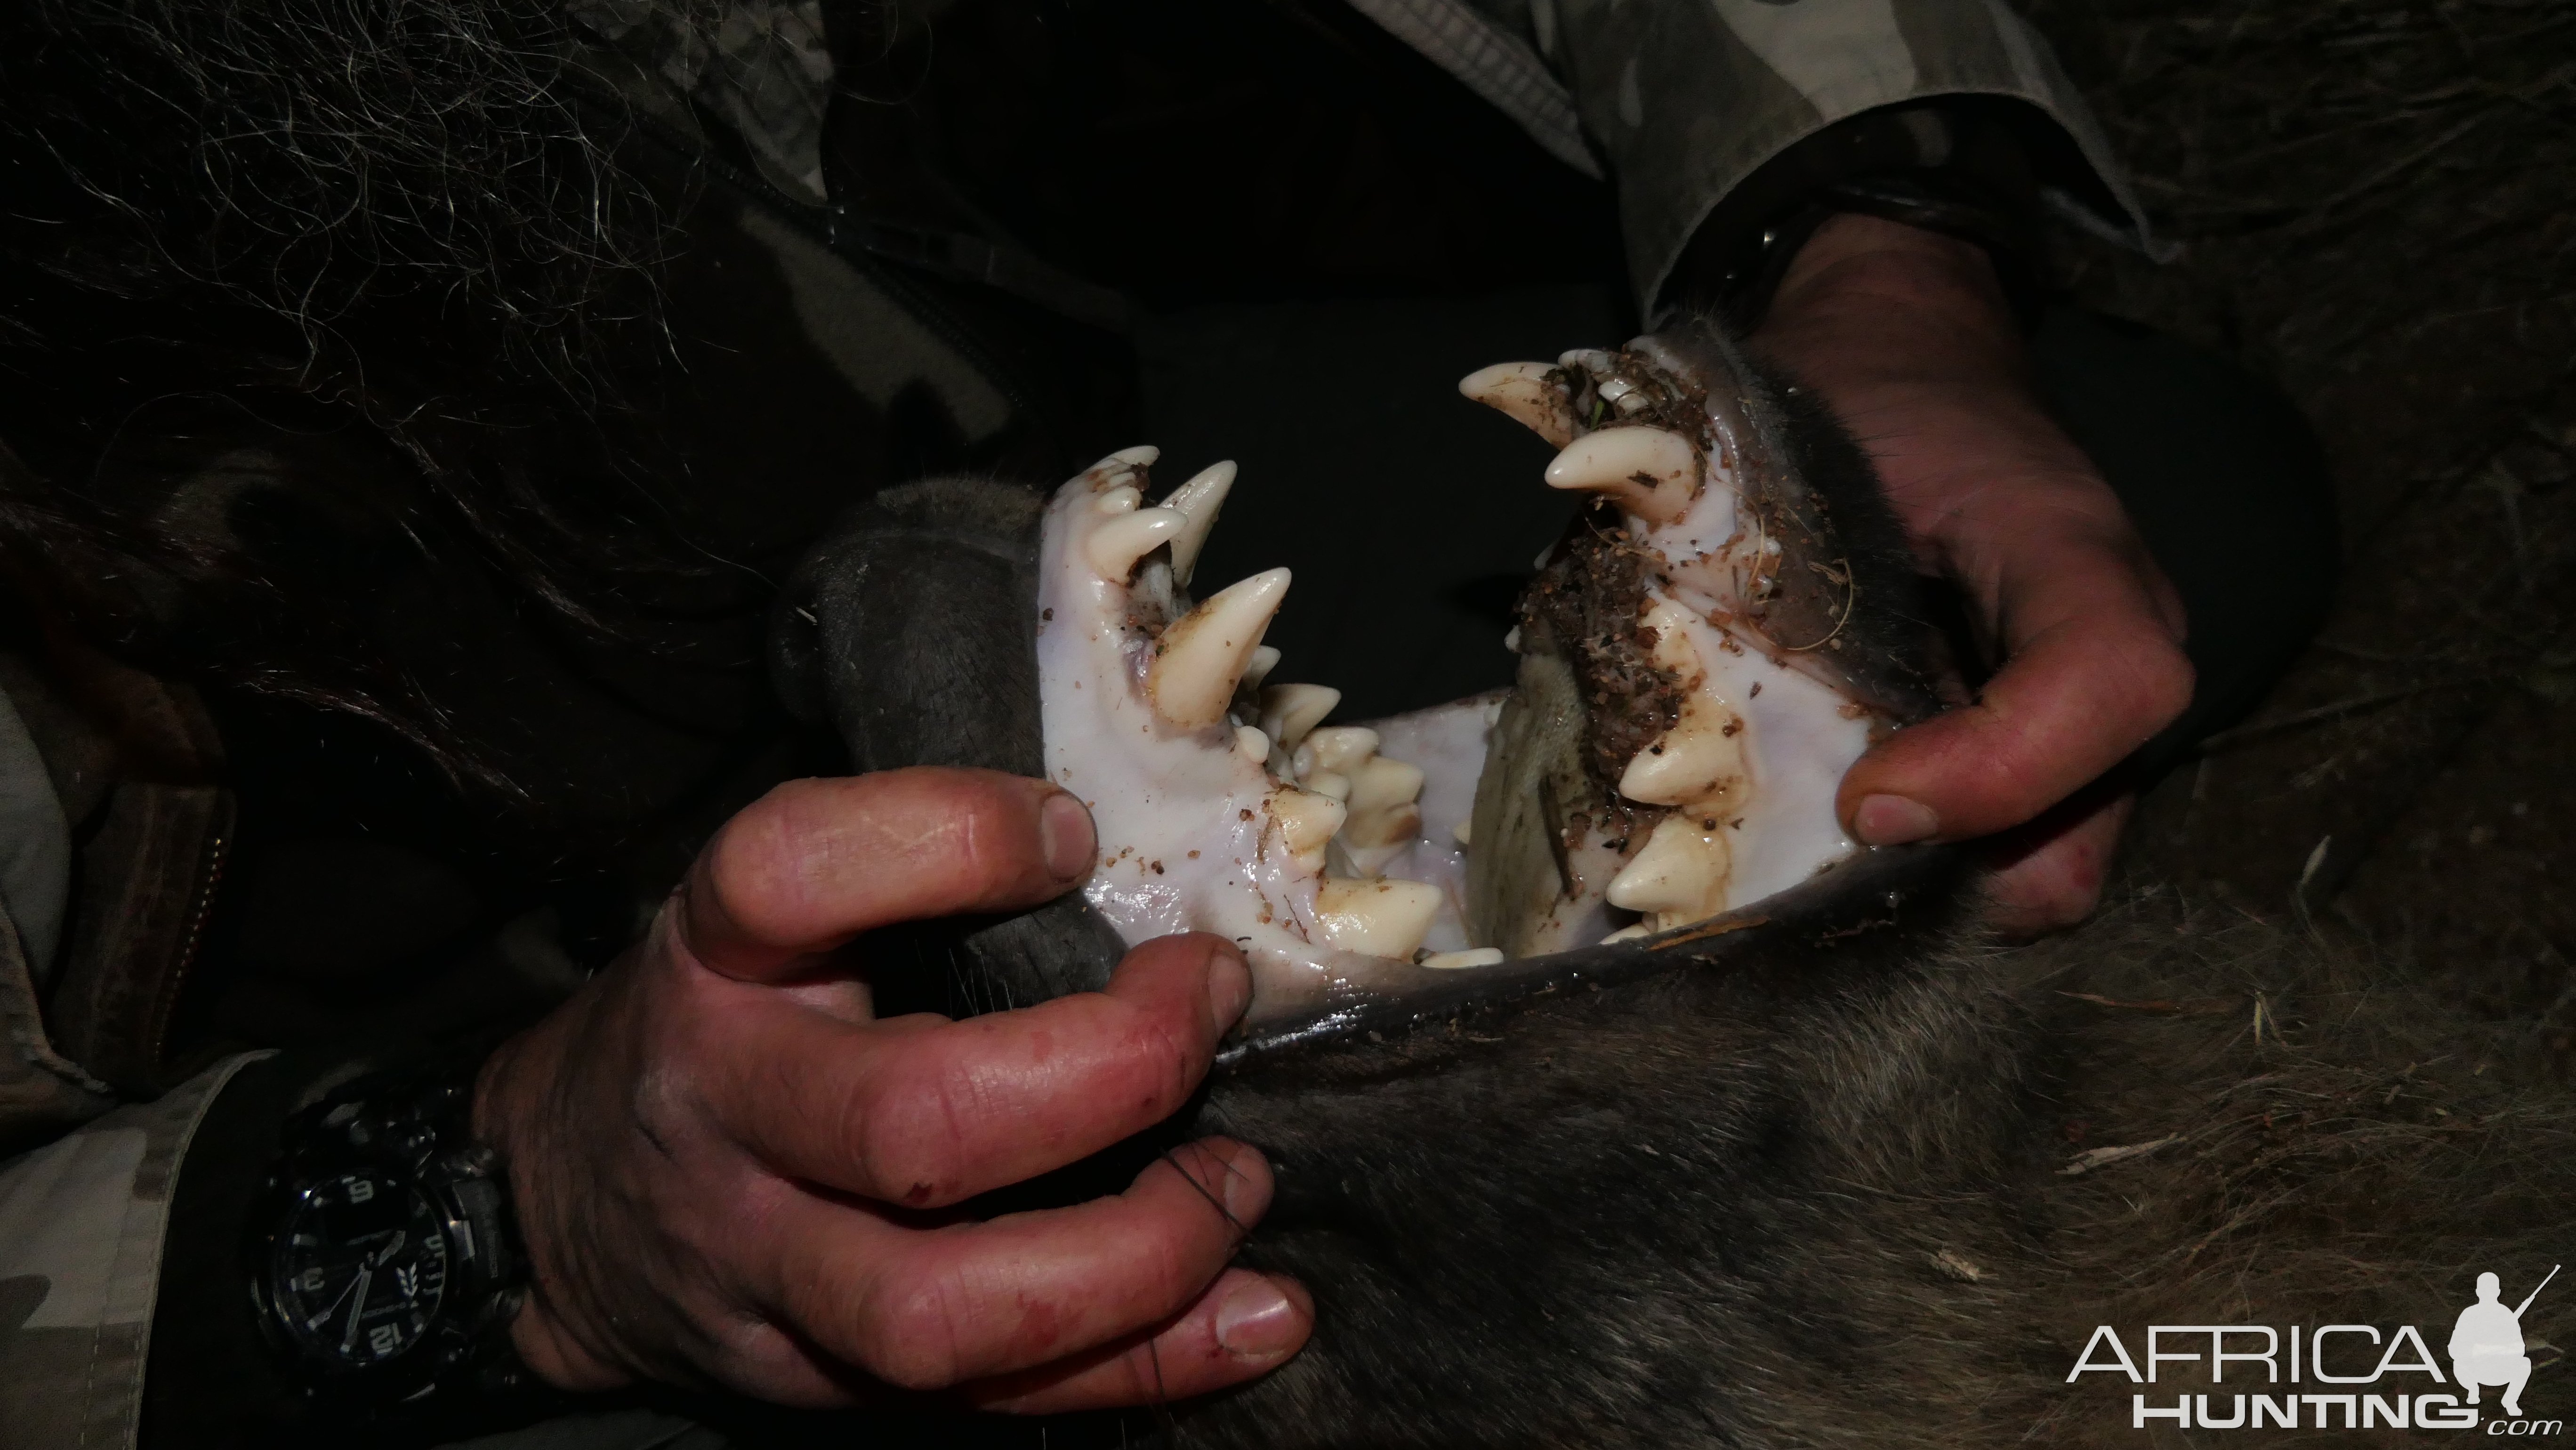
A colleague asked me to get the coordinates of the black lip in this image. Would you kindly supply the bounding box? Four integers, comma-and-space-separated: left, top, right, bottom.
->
1215, 841, 1969, 1070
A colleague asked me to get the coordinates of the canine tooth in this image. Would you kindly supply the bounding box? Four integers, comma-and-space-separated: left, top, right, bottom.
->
1258, 683, 1340, 750
1303, 726, 1380, 775
1086, 507, 1185, 581
1241, 645, 1281, 695
1544, 426, 1699, 524
1457, 361, 1578, 448
1421, 948, 1504, 969
1235, 725, 1270, 762
1147, 568, 1290, 730
1269, 785, 1347, 866
1315, 877, 1443, 960
1161, 461, 1236, 586
1605, 815, 1734, 926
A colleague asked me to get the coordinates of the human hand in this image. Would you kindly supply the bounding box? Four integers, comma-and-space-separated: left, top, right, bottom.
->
1747, 214, 2194, 934
472, 767, 1312, 1409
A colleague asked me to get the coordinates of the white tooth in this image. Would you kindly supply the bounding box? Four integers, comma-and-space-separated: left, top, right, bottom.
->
1106, 444, 1160, 468
1235, 725, 1270, 762
1604, 814, 1734, 926
1160, 460, 1236, 586
1619, 696, 1749, 808
1315, 877, 1443, 960
1345, 755, 1424, 818
1146, 568, 1291, 730
1303, 726, 1380, 775
1305, 770, 1352, 803
1457, 361, 1578, 448
1599, 924, 1653, 944
1337, 756, 1425, 874
1241, 644, 1282, 695
1096, 484, 1143, 514
1421, 948, 1504, 969
1451, 819, 1473, 846
1269, 785, 1347, 867
1557, 347, 1618, 374
1544, 426, 1699, 524
1086, 506, 1185, 581
1257, 682, 1340, 750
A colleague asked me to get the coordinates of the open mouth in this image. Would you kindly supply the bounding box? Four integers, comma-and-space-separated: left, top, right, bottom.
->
1037, 322, 1944, 1026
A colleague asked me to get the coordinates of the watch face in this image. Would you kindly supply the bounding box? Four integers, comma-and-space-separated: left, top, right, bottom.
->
268, 1171, 452, 1369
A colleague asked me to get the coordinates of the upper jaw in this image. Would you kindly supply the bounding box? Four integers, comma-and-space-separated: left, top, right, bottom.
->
1035, 319, 1940, 1029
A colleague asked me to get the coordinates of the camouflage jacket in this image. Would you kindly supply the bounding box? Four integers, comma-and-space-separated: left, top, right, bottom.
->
0, 3, 2141, 1446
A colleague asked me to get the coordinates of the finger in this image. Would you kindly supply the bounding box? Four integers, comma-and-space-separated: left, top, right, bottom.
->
1840, 536, 2191, 845
1977, 792, 2133, 938
708, 933, 1251, 1203
679, 768, 1095, 982
763, 1137, 1276, 1392
970, 1269, 1315, 1412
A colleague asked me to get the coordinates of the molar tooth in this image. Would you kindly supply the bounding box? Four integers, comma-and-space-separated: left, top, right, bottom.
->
1457, 361, 1578, 448
1086, 506, 1185, 581
1305, 770, 1352, 803
1619, 696, 1748, 808
1421, 948, 1504, 969
1160, 460, 1236, 586
1235, 725, 1270, 762
1599, 923, 1653, 944
1315, 877, 1442, 960
1240, 644, 1282, 695
1269, 785, 1347, 868
1604, 815, 1734, 926
1303, 726, 1380, 775
1257, 682, 1340, 750
1452, 819, 1473, 846
1146, 568, 1291, 730
1543, 426, 1699, 524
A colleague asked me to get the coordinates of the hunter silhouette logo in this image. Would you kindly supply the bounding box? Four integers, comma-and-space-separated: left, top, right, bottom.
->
2455, 1266, 2559, 1418
2069, 1265, 2563, 1431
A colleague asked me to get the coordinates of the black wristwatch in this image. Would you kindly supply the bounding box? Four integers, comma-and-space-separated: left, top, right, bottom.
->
247, 1063, 533, 1410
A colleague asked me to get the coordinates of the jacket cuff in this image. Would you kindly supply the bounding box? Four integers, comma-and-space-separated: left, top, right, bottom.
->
0, 1052, 269, 1450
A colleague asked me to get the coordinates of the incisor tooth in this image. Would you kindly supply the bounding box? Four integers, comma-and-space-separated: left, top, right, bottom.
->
1604, 815, 1734, 926
1096, 484, 1142, 514
1146, 568, 1290, 730
1086, 507, 1185, 581
1421, 948, 1503, 969
1258, 683, 1340, 750
1105, 444, 1161, 468
1315, 877, 1443, 960
1544, 426, 1699, 524
1161, 460, 1235, 586
1457, 361, 1578, 448
1235, 725, 1270, 762
1269, 785, 1347, 867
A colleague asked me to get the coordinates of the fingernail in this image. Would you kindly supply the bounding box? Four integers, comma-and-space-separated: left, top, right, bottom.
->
1204, 943, 1251, 1032
1214, 1275, 1303, 1358
1040, 792, 1095, 881
1217, 1142, 1272, 1222
1853, 793, 1940, 846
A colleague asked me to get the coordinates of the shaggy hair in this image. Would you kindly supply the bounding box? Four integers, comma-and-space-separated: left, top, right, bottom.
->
0, 0, 698, 785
